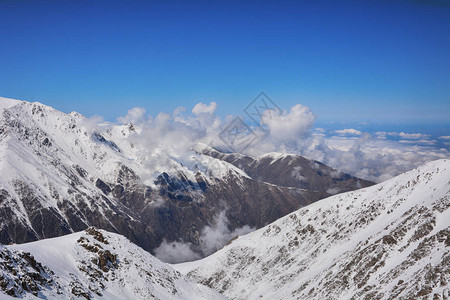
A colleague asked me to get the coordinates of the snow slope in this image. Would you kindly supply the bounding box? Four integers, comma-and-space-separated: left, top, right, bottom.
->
176, 159, 450, 299
5, 227, 223, 299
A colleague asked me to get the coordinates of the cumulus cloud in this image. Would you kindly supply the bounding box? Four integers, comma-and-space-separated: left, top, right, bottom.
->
192, 101, 217, 115
335, 128, 362, 135
439, 136, 450, 140
108, 100, 448, 184
113, 102, 316, 165
114, 105, 223, 181
261, 104, 315, 146
117, 107, 147, 125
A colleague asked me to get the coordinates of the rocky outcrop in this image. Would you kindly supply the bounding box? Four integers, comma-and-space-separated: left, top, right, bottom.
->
0, 244, 59, 297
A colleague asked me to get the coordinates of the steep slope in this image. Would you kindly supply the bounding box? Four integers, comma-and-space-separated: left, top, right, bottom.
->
0, 97, 371, 260
0, 98, 144, 246
3, 227, 223, 299
176, 159, 450, 299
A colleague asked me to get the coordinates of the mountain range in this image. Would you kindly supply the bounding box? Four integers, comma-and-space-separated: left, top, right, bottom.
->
1, 159, 448, 299
0, 97, 372, 260
0, 98, 447, 299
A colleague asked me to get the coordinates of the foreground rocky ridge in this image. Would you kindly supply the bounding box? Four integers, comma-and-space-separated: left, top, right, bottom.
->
2, 227, 223, 299
0, 98, 372, 259
176, 159, 450, 299
0, 243, 57, 298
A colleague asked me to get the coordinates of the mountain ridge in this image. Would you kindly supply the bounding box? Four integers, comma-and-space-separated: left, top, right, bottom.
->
175, 158, 450, 299
2, 159, 448, 299
3, 227, 224, 299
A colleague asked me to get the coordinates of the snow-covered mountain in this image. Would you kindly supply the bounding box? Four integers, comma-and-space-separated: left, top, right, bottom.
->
1, 227, 223, 299
0, 97, 372, 260
202, 147, 373, 194
176, 159, 450, 299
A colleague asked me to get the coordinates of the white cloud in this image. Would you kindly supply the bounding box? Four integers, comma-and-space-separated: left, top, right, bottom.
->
398, 132, 430, 139
375, 131, 430, 140
200, 210, 254, 256
399, 139, 436, 145
326, 187, 340, 195
154, 210, 254, 263
148, 196, 165, 208
334, 128, 362, 135
438, 136, 450, 140
192, 101, 217, 115
375, 131, 396, 138
154, 112, 171, 124
79, 115, 104, 132
153, 240, 201, 264
291, 166, 306, 181
261, 104, 315, 145
111, 101, 449, 185
300, 133, 448, 182
117, 107, 147, 125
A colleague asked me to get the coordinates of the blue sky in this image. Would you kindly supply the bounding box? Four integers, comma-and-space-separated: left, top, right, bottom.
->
0, 0, 449, 123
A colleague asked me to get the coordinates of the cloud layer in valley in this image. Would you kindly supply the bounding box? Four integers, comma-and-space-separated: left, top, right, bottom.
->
154, 211, 254, 263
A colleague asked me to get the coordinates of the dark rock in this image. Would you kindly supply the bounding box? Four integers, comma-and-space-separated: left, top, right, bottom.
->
95, 179, 111, 195
85, 227, 110, 244
382, 235, 397, 245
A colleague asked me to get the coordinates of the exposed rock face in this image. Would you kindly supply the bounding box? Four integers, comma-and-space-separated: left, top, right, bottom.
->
0, 99, 372, 259
0, 243, 59, 298
3, 227, 223, 299
176, 159, 450, 300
